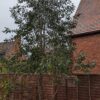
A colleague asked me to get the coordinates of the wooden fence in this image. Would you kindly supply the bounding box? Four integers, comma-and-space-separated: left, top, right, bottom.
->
67, 75, 100, 100
0, 74, 100, 100
0, 74, 66, 100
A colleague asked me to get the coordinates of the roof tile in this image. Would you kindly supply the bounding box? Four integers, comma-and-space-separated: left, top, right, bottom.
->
73, 0, 100, 34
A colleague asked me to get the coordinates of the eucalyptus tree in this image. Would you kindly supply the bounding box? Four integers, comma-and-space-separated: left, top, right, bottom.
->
3, 0, 95, 99
5, 0, 76, 74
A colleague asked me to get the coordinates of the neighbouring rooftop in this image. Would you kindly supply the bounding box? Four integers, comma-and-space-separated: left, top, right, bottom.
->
73, 0, 100, 34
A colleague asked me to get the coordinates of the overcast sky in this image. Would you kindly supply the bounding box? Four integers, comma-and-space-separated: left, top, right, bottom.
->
0, 0, 80, 42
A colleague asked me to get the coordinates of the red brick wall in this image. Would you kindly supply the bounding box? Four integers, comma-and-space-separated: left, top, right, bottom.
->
73, 34, 100, 74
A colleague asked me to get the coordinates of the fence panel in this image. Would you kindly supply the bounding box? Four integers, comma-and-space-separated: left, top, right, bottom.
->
78, 75, 89, 100
90, 75, 100, 100
66, 76, 78, 100
66, 75, 100, 100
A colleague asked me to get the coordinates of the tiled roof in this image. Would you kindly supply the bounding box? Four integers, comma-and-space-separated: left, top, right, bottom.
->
73, 0, 100, 34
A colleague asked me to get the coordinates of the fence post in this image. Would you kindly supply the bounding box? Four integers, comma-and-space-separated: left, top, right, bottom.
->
88, 75, 91, 100
66, 78, 68, 100
77, 75, 78, 100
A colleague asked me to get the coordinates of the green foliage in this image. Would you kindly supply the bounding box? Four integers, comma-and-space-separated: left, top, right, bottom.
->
75, 52, 96, 72
4, 0, 76, 76
3, 0, 95, 75
0, 58, 8, 73
0, 79, 13, 100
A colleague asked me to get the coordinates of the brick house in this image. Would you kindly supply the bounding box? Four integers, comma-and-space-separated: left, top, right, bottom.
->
0, 37, 27, 61
0, 40, 19, 59
73, 0, 100, 74
66, 1, 100, 99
